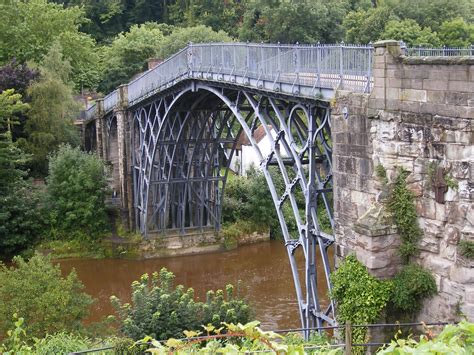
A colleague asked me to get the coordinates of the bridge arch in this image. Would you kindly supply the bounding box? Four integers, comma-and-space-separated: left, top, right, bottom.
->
131, 82, 335, 329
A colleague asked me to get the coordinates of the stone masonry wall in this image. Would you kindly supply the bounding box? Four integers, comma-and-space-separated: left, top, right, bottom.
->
333, 40, 473, 322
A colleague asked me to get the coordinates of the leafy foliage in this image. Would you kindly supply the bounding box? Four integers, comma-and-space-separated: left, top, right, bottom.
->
438, 18, 474, 48
0, 0, 99, 90
98, 22, 165, 93
158, 25, 232, 59
388, 168, 422, 262
382, 19, 441, 47
378, 321, 474, 354
0, 254, 93, 339
0, 89, 44, 256
389, 264, 437, 313
140, 320, 341, 354
47, 145, 109, 241
34, 332, 92, 355
0, 60, 39, 97
0, 316, 33, 355
111, 268, 251, 340
459, 240, 474, 259
18, 44, 80, 176
330, 255, 392, 350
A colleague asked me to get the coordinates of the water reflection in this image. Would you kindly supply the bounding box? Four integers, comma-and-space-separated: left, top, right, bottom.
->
59, 240, 332, 330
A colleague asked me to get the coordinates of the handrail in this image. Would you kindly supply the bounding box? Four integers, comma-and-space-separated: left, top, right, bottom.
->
82, 42, 473, 121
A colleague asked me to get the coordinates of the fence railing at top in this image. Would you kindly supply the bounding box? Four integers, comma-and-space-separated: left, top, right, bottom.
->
82, 42, 473, 120
402, 44, 474, 57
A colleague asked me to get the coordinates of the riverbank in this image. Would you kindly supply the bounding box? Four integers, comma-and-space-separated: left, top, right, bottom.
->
34, 225, 270, 261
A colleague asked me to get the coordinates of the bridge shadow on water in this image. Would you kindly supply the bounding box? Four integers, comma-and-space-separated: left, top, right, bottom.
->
59, 239, 333, 330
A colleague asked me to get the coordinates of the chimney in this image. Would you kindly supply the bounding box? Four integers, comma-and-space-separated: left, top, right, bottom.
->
147, 58, 162, 70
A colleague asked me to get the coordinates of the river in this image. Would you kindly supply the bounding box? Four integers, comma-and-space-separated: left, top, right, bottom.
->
59, 240, 331, 330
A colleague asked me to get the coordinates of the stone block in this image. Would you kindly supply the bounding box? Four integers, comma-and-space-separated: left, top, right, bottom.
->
447, 202, 469, 225
445, 144, 473, 161
427, 90, 446, 104
440, 240, 457, 261
400, 101, 421, 113
400, 88, 427, 102
403, 68, 429, 80
416, 198, 436, 220
419, 237, 440, 253
373, 68, 385, 79
460, 304, 474, 322
423, 79, 448, 91
422, 218, 444, 238
442, 278, 466, 298
428, 70, 450, 81
448, 80, 474, 93
450, 265, 474, 284
398, 142, 424, 157
435, 203, 447, 222
445, 225, 461, 245
465, 285, 474, 304
422, 255, 452, 277
449, 69, 469, 81
445, 92, 473, 106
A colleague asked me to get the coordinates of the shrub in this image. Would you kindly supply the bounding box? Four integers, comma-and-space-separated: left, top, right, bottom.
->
34, 332, 92, 355
111, 268, 251, 340
0, 254, 93, 338
47, 145, 109, 241
390, 264, 437, 313
330, 255, 392, 350
378, 321, 474, 354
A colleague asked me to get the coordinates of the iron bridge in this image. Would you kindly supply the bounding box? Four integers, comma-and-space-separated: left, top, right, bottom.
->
83, 42, 376, 332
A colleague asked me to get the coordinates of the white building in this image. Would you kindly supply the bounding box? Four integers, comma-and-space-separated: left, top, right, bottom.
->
229, 125, 279, 175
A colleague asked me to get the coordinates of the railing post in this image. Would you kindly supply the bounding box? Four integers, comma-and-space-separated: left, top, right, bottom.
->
278, 42, 281, 74
187, 42, 193, 74
339, 41, 344, 89
296, 42, 300, 73
316, 42, 321, 88
366, 42, 373, 93
246, 41, 250, 71
345, 321, 352, 355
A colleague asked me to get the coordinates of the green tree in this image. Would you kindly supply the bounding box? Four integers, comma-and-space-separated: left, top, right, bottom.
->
168, 0, 245, 38
0, 0, 99, 90
0, 254, 93, 339
0, 90, 43, 257
159, 25, 232, 59
47, 145, 109, 241
98, 22, 165, 93
343, 6, 395, 43
239, 0, 348, 43
439, 18, 474, 47
382, 19, 441, 47
18, 43, 80, 176
0, 89, 29, 189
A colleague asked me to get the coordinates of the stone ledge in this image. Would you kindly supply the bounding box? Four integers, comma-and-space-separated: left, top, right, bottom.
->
403, 56, 474, 66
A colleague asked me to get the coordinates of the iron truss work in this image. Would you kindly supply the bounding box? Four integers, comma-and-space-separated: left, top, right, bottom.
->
131, 82, 335, 330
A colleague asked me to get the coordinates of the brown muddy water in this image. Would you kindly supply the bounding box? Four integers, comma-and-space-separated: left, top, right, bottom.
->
59, 240, 332, 330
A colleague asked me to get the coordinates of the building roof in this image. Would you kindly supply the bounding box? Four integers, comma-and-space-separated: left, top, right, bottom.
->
235, 125, 273, 149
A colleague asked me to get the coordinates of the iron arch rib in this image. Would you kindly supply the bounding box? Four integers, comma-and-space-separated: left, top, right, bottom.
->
131, 82, 335, 331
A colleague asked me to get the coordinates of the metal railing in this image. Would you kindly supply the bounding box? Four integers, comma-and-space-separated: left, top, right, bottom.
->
68, 321, 456, 354
401, 41, 474, 56
103, 90, 119, 113
82, 41, 473, 121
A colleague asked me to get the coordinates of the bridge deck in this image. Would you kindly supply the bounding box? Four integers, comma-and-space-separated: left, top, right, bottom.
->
85, 42, 375, 119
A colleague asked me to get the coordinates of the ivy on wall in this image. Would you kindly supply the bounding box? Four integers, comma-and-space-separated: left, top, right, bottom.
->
388, 167, 422, 263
